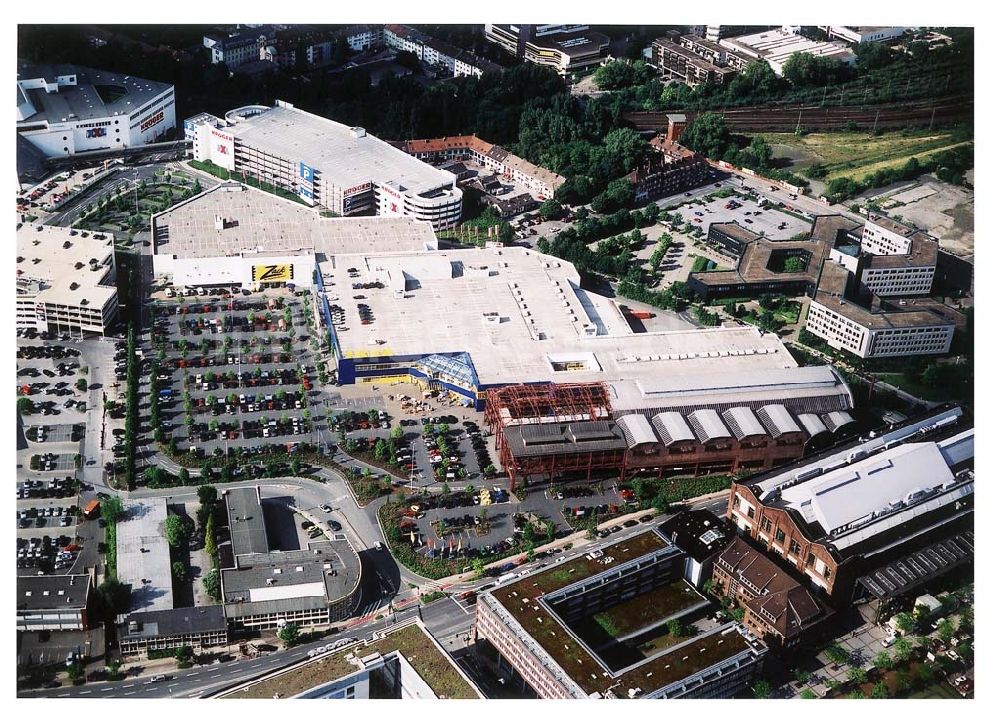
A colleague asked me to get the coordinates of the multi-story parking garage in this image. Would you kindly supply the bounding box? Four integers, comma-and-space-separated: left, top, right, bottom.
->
185, 101, 463, 230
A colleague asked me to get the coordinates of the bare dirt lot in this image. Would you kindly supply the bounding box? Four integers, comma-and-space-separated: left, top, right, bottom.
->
856, 174, 974, 257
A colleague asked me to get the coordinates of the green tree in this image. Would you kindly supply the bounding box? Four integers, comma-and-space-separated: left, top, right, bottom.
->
472, 557, 486, 578
538, 199, 563, 220
164, 514, 191, 548
178, 467, 190, 485
390, 425, 404, 441
202, 569, 221, 600
848, 667, 868, 685
76, 377, 88, 392
894, 637, 913, 661
204, 515, 217, 560
66, 660, 85, 684
936, 618, 956, 641
680, 112, 733, 161
825, 644, 850, 666
172, 561, 187, 581
873, 651, 892, 670
870, 681, 890, 699
751, 679, 772, 699
800, 690, 817, 699
97, 578, 131, 616
895, 612, 916, 634
441, 483, 451, 496
100, 496, 125, 524
278, 623, 302, 649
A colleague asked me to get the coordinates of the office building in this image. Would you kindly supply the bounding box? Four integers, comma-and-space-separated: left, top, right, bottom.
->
117, 606, 229, 658
220, 487, 362, 630
649, 36, 741, 86
16, 224, 119, 337
17, 574, 93, 631
475, 527, 768, 698
17, 63, 176, 159
727, 407, 973, 602
820, 26, 907, 44
660, 510, 733, 589
221, 622, 482, 699
185, 101, 463, 229
484, 24, 610, 75
805, 216, 955, 359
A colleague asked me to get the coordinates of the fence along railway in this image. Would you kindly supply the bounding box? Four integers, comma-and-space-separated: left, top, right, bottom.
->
625, 97, 973, 133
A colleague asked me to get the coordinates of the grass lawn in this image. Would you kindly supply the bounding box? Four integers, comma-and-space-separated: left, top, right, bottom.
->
755, 129, 972, 183
591, 581, 703, 638
875, 372, 956, 402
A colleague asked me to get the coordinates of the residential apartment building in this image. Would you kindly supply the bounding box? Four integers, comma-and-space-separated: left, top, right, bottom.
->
117, 606, 229, 658
17, 574, 93, 631
628, 136, 711, 203
726, 407, 973, 602
712, 537, 831, 649
204, 27, 276, 69
484, 24, 610, 75
403, 135, 565, 199
16, 224, 119, 337
186, 101, 463, 230
17, 63, 176, 159
384, 25, 501, 78
650, 36, 738, 86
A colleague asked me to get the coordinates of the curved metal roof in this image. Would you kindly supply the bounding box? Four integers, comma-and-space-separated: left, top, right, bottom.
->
651, 411, 696, 445
687, 409, 731, 443
618, 413, 658, 448
721, 407, 767, 440
797, 413, 828, 438
822, 410, 855, 433
757, 404, 802, 437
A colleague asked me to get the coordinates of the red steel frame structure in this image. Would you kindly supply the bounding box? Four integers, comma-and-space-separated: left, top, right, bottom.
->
485, 382, 625, 488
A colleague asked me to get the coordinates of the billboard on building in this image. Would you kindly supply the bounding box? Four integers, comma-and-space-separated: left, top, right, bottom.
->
251, 264, 294, 283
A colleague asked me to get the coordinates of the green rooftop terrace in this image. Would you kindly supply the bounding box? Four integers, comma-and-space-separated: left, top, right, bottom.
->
488, 528, 758, 697
224, 624, 478, 700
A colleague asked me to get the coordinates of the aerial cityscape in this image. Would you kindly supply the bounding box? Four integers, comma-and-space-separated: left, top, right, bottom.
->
15, 20, 975, 702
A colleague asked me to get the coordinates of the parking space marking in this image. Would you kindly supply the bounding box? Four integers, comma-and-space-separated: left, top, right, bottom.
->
122, 683, 134, 688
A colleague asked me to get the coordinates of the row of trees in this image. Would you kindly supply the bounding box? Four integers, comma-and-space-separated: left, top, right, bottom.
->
823, 145, 973, 202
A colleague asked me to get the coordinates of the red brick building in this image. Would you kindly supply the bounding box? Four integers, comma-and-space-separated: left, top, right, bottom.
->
726, 407, 974, 603
712, 537, 830, 649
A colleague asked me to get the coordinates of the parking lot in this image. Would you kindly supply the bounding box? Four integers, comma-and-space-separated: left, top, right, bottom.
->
392, 481, 635, 564
149, 289, 322, 458
670, 192, 813, 243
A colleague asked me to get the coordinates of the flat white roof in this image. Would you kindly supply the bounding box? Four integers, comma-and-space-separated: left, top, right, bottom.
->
116, 499, 174, 613
17, 225, 117, 310
328, 246, 799, 388
248, 581, 327, 602
781, 442, 955, 533
722, 30, 855, 68
152, 183, 437, 259
226, 103, 457, 196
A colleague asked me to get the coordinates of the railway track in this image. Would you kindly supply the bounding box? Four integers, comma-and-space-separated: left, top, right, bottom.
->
625, 97, 974, 133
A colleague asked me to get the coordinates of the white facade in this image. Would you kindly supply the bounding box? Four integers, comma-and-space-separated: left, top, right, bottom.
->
153, 252, 315, 291
204, 29, 275, 69
17, 225, 119, 336
822, 26, 906, 44
17, 66, 175, 159
805, 299, 954, 358
860, 264, 935, 297
186, 102, 462, 230
861, 219, 912, 256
